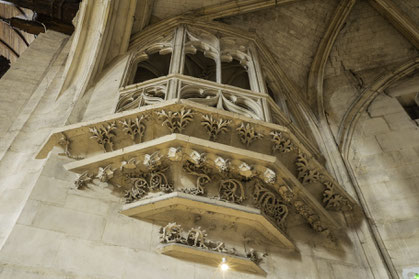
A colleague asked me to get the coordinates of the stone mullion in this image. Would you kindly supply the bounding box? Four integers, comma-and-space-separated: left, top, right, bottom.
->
167, 25, 186, 100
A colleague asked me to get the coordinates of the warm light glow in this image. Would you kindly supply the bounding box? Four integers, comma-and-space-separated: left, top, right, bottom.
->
220, 257, 229, 271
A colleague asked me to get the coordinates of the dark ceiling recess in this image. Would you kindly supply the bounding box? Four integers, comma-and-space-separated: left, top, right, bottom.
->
1, 0, 82, 35
0, 55, 11, 78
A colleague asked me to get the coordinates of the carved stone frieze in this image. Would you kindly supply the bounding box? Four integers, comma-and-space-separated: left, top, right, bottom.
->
89, 122, 117, 152
156, 108, 194, 133
296, 153, 322, 184
253, 181, 288, 230
236, 123, 263, 146
124, 166, 173, 203
322, 181, 353, 211
159, 223, 258, 258
270, 131, 295, 153
119, 116, 147, 143
201, 114, 231, 141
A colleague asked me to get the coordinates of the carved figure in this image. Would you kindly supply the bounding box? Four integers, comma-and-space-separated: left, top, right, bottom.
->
237, 123, 263, 146
89, 122, 117, 152
201, 114, 230, 141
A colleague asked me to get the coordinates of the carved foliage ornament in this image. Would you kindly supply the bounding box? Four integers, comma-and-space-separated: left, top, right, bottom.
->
237, 123, 263, 146
89, 122, 117, 152
201, 114, 231, 141
322, 181, 353, 211
296, 153, 322, 184
156, 108, 194, 133
270, 131, 295, 153
119, 116, 147, 143
293, 200, 335, 241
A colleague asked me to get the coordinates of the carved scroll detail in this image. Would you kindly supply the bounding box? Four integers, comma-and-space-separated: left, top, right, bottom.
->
322, 181, 353, 211
156, 108, 194, 133
181, 159, 211, 196
296, 153, 322, 184
201, 114, 231, 141
253, 181, 288, 230
124, 156, 173, 203
236, 123, 263, 146
159, 223, 243, 257
89, 122, 117, 152
219, 179, 245, 204
119, 116, 147, 143
270, 131, 295, 153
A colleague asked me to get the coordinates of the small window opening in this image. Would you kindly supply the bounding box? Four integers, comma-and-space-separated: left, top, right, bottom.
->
397, 92, 419, 121
221, 59, 250, 90
184, 50, 216, 82
133, 52, 171, 84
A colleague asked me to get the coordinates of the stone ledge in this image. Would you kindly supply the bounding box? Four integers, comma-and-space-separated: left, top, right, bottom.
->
158, 243, 267, 276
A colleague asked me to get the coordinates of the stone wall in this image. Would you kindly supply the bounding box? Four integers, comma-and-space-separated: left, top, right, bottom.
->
346, 90, 419, 277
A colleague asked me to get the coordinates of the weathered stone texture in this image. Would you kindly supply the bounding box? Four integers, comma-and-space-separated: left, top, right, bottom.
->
224, 0, 338, 91
348, 96, 419, 276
